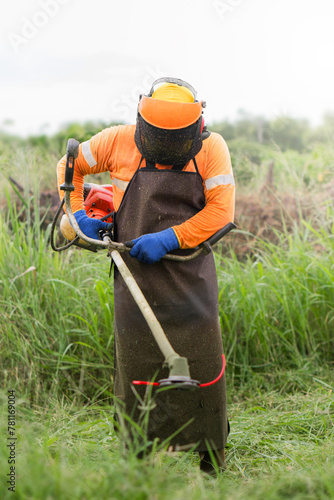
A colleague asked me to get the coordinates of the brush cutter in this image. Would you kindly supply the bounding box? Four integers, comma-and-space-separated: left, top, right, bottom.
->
51, 138, 236, 390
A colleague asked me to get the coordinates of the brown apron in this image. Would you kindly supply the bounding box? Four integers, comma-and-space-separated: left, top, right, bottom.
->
113, 161, 228, 452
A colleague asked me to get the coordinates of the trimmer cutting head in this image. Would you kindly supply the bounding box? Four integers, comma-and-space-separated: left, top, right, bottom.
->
158, 376, 200, 390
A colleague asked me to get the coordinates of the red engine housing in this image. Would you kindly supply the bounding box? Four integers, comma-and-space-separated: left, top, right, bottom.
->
83, 184, 114, 223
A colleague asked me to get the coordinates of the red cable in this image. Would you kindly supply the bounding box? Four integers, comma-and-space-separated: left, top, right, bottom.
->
132, 380, 159, 386
199, 354, 225, 387
132, 354, 226, 388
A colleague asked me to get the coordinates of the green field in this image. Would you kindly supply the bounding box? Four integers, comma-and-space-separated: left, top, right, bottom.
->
0, 119, 333, 499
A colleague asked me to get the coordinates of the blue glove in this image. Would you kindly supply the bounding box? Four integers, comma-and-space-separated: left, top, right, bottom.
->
74, 209, 109, 240
130, 228, 180, 264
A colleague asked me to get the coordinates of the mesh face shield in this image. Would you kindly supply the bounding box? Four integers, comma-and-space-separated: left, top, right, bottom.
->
135, 114, 203, 167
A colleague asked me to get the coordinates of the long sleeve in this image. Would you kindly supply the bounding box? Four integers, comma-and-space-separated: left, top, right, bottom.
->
172, 133, 235, 248
56, 126, 120, 213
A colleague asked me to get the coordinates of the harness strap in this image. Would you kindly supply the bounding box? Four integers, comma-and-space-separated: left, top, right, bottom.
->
139, 155, 201, 177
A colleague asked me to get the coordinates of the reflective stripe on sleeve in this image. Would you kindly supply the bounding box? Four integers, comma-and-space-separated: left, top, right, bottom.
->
205, 174, 235, 191
112, 178, 129, 191
82, 140, 97, 168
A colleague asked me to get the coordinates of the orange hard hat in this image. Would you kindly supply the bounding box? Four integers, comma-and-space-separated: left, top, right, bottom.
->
135, 78, 206, 166
139, 78, 204, 130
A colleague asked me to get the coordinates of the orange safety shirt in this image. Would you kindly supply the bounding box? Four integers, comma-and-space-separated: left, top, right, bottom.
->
57, 124, 235, 249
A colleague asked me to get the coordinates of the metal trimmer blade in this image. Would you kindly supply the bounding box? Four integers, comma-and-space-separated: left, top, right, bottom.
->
158, 376, 200, 390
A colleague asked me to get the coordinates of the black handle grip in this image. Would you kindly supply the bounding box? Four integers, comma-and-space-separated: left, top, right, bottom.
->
67, 138, 80, 160
198, 222, 236, 255
206, 222, 237, 246
60, 138, 80, 192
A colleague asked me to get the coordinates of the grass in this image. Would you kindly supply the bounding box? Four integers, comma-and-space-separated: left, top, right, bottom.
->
0, 202, 333, 498
0, 143, 333, 498
1, 199, 333, 403
0, 195, 115, 404
0, 384, 333, 499
217, 215, 334, 386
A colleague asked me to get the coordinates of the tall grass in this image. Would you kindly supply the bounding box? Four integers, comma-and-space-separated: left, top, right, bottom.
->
227, 139, 334, 199
218, 212, 334, 388
0, 193, 114, 405
0, 191, 333, 403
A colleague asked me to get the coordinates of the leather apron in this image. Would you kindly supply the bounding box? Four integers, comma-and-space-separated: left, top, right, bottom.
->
113, 161, 228, 452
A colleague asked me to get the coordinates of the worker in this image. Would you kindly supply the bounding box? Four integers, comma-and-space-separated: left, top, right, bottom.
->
57, 77, 235, 474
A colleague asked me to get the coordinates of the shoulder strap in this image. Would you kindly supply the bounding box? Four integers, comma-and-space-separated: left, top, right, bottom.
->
139, 156, 201, 177
171, 163, 186, 171
143, 160, 157, 170
192, 157, 202, 178
138, 157, 158, 170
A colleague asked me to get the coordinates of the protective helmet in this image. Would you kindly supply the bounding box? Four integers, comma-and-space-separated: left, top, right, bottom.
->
134, 77, 206, 167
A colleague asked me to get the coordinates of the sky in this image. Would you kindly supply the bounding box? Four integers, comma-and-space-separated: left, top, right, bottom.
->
1, 0, 334, 136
